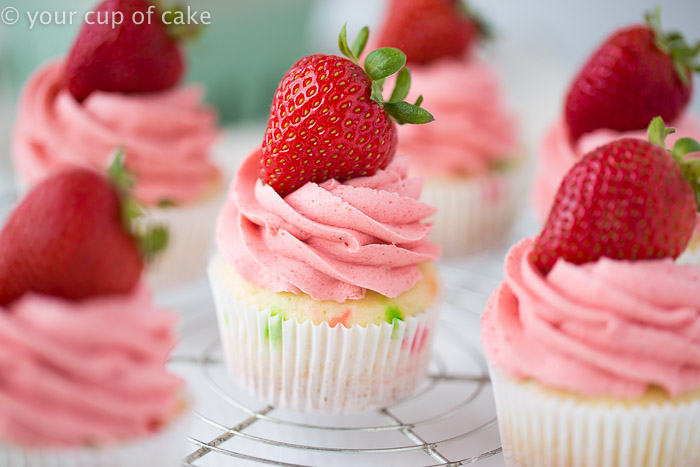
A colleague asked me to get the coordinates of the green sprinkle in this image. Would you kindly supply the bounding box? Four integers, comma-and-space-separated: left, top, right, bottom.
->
264, 308, 284, 345
385, 304, 404, 323
386, 304, 404, 339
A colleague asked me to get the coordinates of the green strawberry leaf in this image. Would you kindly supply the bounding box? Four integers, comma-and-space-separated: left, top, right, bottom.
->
414, 95, 424, 107
364, 48, 407, 81
108, 149, 135, 193
673, 137, 700, 158
352, 26, 370, 59
338, 23, 358, 64
647, 116, 676, 149
138, 225, 170, 263
389, 68, 411, 103
384, 101, 435, 125
646, 7, 700, 86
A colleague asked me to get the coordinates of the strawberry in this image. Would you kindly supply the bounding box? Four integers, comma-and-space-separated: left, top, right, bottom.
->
0, 155, 167, 307
376, 0, 487, 65
65, 0, 190, 102
261, 25, 434, 197
565, 9, 700, 143
531, 117, 700, 274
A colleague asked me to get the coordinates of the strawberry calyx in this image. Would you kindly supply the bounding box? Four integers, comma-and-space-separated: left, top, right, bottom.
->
645, 7, 700, 87
338, 24, 435, 125
648, 117, 700, 211
152, 0, 202, 42
457, 1, 493, 42
107, 150, 169, 263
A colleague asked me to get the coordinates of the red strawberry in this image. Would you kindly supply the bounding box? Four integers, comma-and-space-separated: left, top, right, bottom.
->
377, 0, 485, 65
65, 0, 185, 102
531, 117, 700, 274
0, 157, 167, 306
565, 9, 699, 143
261, 25, 434, 197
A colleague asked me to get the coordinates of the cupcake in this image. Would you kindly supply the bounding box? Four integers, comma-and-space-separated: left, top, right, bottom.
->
209, 26, 442, 414
12, 0, 222, 289
483, 118, 700, 466
533, 9, 700, 261
376, 0, 523, 256
0, 164, 188, 466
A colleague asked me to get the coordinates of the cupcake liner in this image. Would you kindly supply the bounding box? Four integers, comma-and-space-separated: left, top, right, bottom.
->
420, 163, 526, 257
489, 366, 700, 467
142, 191, 223, 290
0, 409, 191, 467
208, 256, 441, 414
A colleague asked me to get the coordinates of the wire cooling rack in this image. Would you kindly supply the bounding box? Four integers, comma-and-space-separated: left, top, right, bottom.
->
167, 215, 537, 467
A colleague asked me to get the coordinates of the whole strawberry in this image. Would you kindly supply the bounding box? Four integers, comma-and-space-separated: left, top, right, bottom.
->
377, 0, 486, 65
65, 0, 187, 102
531, 117, 700, 274
261, 25, 434, 197
0, 156, 167, 306
565, 9, 700, 143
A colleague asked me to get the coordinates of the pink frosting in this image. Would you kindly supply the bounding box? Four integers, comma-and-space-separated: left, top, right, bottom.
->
482, 237, 700, 398
12, 61, 220, 205
0, 284, 183, 448
395, 59, 517, 175
533, 113, 700, 221
216, 149, 441, 302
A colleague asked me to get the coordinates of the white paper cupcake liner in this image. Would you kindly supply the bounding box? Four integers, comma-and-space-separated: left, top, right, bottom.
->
208, 257, 441, 414
489, 366, 700, 467
0, 409, 191, 467
142, 190, 223, 291
420, 163, 526, 257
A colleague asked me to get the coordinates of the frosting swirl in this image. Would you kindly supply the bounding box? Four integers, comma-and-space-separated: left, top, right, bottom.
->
396, 59, 517, 175
482, 237, 700, 398
216, 149, 440, 302
533, 113, 700, 221
0, 285, 183, 447
12, 61, 220, 205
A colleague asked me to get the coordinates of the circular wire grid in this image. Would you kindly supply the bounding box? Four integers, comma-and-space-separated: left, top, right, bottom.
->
170, 246, 518, 467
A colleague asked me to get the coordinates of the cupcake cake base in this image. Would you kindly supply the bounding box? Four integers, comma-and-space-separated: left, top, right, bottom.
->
209, 255, 441, 414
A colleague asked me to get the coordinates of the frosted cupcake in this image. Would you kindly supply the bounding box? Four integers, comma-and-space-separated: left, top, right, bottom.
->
377, 0, 522, 256
534, 10, 700, 260
484, 119, 700, 466
0, 166, 189, 466
12, 0, 222, 289
209, 26, 441, 413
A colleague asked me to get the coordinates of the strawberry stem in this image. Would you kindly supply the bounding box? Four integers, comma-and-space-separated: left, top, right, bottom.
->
645, 7, 700, 87
337, 24, 435, 125
151, 0, 203, 42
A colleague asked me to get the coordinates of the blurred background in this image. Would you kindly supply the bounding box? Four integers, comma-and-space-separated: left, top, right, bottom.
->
0, 0, 699, 186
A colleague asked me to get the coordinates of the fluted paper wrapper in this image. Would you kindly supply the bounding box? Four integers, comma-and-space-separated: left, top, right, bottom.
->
421, 164, 525, 257
0, 409, 191, 467
209, 262, 441, 414
489, 366, 700, 467
143, 191, 223, 290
